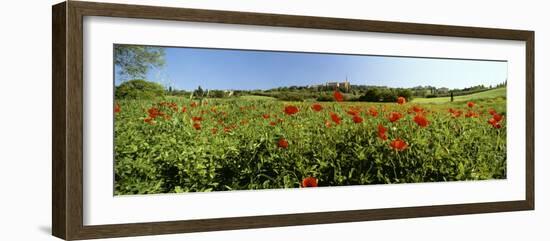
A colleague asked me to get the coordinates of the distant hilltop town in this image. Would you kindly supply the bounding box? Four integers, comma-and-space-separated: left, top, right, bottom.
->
325, 80, 351, 90
309, 79, 351, 91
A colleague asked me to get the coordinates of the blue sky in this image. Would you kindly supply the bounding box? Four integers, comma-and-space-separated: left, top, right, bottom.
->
114, 46, 508, 91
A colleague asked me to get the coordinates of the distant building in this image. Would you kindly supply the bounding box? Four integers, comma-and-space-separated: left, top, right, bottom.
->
308, 77, 352, 91
436, 87, 450, 94
325, 77, 351, 91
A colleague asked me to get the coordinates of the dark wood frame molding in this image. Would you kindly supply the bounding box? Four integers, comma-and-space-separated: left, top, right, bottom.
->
52, 1, 535, 240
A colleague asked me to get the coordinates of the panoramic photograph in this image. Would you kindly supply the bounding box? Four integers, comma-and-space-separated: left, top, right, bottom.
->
113, 44, 507, 195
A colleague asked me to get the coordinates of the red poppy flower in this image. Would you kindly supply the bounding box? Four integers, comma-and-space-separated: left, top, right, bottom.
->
388, 112, 403, 122
369, 107, 379, 117
333, 90, 344, 102
193, 122, 201, 130
301, 177, 318, 187
467, 102, 475, 108
284, 105, 299, 115
262, 114, 270, 119
413, 114, 429, 127
347, 108, 360, 116
144, 117, 153, 124
397, 96, 406, 105
448, 108, 461, 118
488, 114, 503, 128
147, 107, 163, 119
191, 102, 198, 108
465, 111, 478, 118
352, 115, 363, 123
311, 103, 323, 112
330, 112, 341, 125
493, 113, 503, 122
224, 126, 232, 133
160, 101, 178, 111
182, 107, 187, 113
390, 138, 408, 151
269, 121, 277, 126
278, 138, 289, 148
488, 108, 497, 115
488, 118, 502, 129
192, 116, 203, 122
378, 124, 388, 140
114, 103, 121, 113
412, 106, 423, 113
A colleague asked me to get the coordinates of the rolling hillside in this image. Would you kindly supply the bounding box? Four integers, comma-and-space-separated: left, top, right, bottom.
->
412, 87, 506, 104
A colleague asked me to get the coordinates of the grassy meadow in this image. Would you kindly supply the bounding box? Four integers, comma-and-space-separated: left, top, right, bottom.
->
114, 88, 507, 195
412, 88, 506, 103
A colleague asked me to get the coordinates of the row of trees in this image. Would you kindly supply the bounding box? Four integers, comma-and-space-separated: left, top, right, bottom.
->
116, 81, 239, 100
409, 82, 507, 98
115, 79, 414, 103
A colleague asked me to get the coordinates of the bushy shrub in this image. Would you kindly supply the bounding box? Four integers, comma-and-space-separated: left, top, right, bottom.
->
209, 90, 226, 98
316, 94, 334, 102
115, 79, 165, 100
359, 88, 381, 102
358, 88, 413, 102
276, 93, 304, 101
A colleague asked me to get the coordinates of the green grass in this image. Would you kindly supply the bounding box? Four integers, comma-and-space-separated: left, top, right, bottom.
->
114, 95, 507, 194
412, 88, 506, 104
238, 95, 278, 101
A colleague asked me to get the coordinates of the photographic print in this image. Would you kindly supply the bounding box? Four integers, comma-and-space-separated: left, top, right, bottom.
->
113, 44, 507, 195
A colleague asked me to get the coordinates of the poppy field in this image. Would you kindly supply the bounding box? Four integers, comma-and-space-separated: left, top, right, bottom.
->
114, 91, 507, 195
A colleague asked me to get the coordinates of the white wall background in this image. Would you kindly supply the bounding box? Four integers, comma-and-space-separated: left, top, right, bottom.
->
0, 0, 547, 240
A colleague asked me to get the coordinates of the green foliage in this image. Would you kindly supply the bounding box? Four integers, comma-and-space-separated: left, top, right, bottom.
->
316, 94, 334, 102
115, 79, 165, 100
209, 90, 226, 98
115, 45, 165, 81
114, 97, 506, 195
358, 88, 413, 102
359, 88, 381, 102
193, 86, 205, 98
251, 91, 315, 101
274, 92, 305, 101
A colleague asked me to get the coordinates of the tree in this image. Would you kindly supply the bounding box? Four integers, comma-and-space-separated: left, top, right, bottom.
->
209, 90, 226, 98
395, 89, 413, 101
115, 45, 166, 81
115, 79, 165, 99
359, 88, 381, 102
193, 86, 205, 98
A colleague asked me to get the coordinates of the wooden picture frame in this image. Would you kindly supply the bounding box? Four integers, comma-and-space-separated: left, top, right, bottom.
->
52, 1, 534, 240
